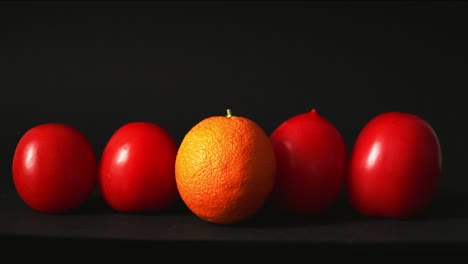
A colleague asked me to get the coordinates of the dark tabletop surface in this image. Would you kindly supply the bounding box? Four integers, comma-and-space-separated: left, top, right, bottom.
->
1, 187, 467, 256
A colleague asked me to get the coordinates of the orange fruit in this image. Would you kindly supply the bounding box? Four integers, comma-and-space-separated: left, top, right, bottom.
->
175, 109, 276, 225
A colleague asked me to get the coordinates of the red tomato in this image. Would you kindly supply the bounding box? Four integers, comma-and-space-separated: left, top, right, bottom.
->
269, 109, 347, 215
347, 112, 442, 218
12, 123, 98, 213
98, 122, 178, 213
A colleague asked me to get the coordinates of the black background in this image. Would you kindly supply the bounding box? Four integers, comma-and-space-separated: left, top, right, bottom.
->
0, 0, 467, 254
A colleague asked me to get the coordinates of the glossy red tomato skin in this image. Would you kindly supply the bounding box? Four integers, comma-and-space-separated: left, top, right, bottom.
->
269, 109, 347, 215
12, 123, 98, 213
98, 122, 178, 213
347, 112, 442, 219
